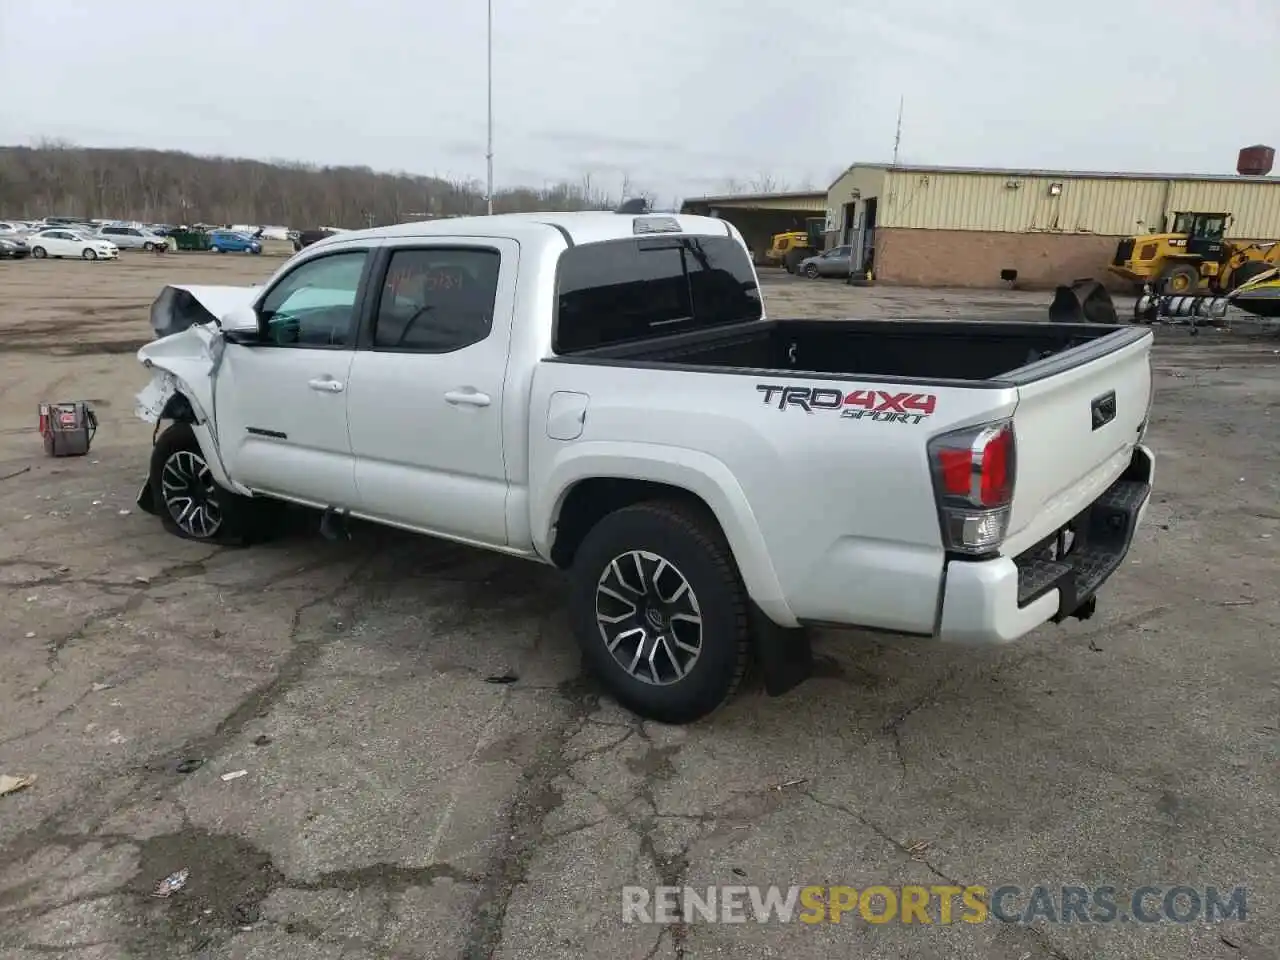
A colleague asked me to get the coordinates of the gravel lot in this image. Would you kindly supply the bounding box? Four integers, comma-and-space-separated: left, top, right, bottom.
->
1, 254, 1277, 960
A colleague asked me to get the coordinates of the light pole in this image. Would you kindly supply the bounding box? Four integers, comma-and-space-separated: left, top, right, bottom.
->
486, 0, 494, 215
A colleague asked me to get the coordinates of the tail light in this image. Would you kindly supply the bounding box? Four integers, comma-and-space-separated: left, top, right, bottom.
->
927, 420, 1016, 555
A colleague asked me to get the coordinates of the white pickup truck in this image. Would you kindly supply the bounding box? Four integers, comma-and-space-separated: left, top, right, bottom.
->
134, 209, 1155, 723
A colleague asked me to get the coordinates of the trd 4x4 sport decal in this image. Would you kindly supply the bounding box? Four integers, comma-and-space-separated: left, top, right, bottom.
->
756, 384, 937, 424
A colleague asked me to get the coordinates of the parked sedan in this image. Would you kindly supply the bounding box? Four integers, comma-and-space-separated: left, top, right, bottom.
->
0, 236, 29, 259
209, 230, 262, 254
798, 244, 853, 279
26, 229, 119, 260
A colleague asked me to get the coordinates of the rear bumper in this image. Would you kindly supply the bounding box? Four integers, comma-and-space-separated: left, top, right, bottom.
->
937, 444, 1154, 645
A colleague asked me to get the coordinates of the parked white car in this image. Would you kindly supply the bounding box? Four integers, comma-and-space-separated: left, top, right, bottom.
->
26, 229, 119, 260
132, 210, 1155, 723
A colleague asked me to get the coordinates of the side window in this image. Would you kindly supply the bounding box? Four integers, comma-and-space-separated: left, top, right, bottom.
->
103, 227, 121, 236
372, 247, 500, 352
126, 229, 142, 237
258, 250, 368, 348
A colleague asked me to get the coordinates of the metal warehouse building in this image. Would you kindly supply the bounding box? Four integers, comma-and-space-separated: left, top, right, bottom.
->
826, 163, 1280, 289
678, 190, 827, 261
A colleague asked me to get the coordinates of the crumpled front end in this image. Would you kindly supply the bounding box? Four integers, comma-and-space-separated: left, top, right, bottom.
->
149, 283, 259, 339
135, 283, 259, 499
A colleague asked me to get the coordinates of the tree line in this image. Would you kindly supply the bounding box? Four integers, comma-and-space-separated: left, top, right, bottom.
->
0, 142, 671, 228
0, 141, 814, 228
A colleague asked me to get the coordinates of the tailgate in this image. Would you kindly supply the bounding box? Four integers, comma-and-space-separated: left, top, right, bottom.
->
1003, 329, 1152, 555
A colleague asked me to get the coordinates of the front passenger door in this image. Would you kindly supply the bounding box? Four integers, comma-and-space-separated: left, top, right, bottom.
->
213, 247, 373, 509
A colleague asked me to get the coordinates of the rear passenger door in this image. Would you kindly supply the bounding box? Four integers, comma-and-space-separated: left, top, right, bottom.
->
346, 239, 518, 545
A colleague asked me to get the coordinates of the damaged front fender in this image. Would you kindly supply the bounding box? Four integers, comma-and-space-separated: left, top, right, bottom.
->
136, 284, 259, 497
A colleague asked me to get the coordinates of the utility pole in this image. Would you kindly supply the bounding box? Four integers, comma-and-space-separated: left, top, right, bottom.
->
486, 0, 494, 215
892, 96, 903, 166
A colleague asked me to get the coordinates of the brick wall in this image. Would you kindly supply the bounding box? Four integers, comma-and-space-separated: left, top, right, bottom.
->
874, 228, 1129, 290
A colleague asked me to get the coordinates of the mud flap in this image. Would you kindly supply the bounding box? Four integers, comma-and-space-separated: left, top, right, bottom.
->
1049, 279, 1118, 324
750, 604, 813, 696
137, 478, 158, 515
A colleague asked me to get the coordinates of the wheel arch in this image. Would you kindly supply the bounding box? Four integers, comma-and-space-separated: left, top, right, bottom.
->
537, 448, 796, 627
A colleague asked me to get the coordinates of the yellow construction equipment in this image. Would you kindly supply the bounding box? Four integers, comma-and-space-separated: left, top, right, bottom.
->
766, 217, 826, 273
1108, 211, 1280, 294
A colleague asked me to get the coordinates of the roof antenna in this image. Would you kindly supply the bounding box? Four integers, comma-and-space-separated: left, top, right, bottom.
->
615, 198, 649, 214
892, 95, 903, 166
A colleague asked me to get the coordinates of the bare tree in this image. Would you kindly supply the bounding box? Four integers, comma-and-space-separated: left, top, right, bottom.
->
0, 145, 637, 227
747, 173, 784, 193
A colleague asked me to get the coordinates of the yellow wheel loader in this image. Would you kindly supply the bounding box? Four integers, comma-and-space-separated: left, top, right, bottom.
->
1108, 211, 1280, 294
766, 217, 826, 273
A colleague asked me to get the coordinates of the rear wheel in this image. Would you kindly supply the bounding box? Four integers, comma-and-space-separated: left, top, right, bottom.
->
31, 246, 46, 259
568, 500, 750, 724
1159, 261, 1200, 294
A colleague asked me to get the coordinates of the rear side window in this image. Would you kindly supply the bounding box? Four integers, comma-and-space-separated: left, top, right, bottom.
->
373, 247, 501, 352
555, 236, 760, 353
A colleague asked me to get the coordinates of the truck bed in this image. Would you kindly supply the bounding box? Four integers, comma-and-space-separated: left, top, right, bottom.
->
553, 317, 1146, 386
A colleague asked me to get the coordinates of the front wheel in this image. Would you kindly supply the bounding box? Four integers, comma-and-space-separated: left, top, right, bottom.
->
149, 423, 251, 544
568, 500, 750, 724
1159, 262, 1200, 294
82, 248, 97, 260
804, 264, 820, 279
31, 246, 46, 259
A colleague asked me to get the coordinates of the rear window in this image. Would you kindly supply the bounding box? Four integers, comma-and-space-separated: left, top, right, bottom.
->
554, 235, 761, 353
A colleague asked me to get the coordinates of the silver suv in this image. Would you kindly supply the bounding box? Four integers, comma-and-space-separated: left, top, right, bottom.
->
96, 224, 168, 251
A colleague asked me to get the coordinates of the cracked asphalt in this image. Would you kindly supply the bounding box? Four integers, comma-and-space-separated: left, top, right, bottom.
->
1, 256, 1278, 959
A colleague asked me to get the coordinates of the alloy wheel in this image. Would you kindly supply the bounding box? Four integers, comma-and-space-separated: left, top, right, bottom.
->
161, 449, 223, 538
595, 550, 703, 685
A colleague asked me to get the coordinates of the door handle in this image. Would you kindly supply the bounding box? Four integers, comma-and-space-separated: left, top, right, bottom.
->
308, 378, 345, 394
444, 389, 491, 407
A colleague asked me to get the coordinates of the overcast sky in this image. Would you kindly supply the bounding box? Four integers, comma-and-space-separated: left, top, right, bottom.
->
1, 0, 1275, 203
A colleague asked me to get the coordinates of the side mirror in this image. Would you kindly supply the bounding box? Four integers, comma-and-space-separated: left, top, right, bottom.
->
220, 305, 261, 343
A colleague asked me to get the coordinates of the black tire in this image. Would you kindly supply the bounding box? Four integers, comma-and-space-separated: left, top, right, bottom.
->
804, 263, 820, 279
1229, 260, 1273, 290
568, 500, 750, 724
149, 423, 252, 545
31, 246, 46, 259
143, 241, 156, 251
1159, 261, 1200, 294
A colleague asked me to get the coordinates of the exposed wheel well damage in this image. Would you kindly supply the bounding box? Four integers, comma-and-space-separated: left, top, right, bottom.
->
159, 392, 198, 424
